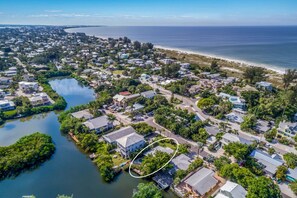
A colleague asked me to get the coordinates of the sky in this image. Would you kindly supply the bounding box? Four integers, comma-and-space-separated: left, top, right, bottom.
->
0, 0, 297, 26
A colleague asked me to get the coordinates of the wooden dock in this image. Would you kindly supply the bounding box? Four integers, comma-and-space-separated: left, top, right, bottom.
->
69, 132, 79, 143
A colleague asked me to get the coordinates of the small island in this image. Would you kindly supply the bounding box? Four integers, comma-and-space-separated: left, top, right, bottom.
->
0, 132, 55, 180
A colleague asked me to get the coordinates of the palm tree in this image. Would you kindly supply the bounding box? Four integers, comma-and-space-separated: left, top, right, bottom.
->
283, 69, 297, 89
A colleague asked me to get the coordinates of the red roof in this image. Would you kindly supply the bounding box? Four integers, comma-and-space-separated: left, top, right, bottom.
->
119, 91, 131, 96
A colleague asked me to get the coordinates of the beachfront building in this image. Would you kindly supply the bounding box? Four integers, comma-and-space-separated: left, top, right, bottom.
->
215, 181, 247, 198
256, 81, 273, 92
83, 115, 114, 133
0, 100, 15, 111
116, 133, 145, 158
184, 167, 218, 197
160, 58, 174, 65
19, 81, 39, 93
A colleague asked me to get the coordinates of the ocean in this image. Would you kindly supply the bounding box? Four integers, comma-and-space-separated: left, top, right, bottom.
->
66, 26, 297, 72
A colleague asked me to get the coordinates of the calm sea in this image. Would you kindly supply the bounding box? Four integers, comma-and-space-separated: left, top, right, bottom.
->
66, 26, 297, 72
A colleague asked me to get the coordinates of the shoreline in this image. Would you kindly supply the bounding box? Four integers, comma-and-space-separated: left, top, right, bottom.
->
65, 27, 286, 77
154, 45, 286, 75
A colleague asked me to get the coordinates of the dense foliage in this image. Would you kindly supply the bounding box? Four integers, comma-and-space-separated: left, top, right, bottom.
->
132, 182, 163, 198
283, 153, 297, 169
140, 151, 172, 175
0, 132, 55, 180
154, 106, 207, 142
220, 163, 281, 198
243, 66, 266, 84
131, 122, 155, 136
223, 142, 254, 161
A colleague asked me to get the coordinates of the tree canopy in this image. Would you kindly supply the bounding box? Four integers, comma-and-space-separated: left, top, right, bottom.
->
223, 142, 253, 161
243, 66, 266, 84
0, 132, 55, 180
284, 153, 297, 169
132, 182, 163, 198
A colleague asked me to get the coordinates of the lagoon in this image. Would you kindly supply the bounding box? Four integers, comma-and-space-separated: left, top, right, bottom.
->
0, 78, 177, 198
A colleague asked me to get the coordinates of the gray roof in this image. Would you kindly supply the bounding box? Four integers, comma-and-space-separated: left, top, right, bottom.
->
185, 167, 218, 196
132, 103, 144, 111
205, 126, 220, 136
222, 133, 253, 145
71, 109, 94, 120
171, 154, 191, 171
287, 168, 297, 180
125, 93, 140, 100
141, 90, 156, 98
103, 126, 136, 144
116, 132, 144, 148
144, 146, 174, 156
250, 149, 284, 175
83, 115, 110, 130
254, 120, 271, 133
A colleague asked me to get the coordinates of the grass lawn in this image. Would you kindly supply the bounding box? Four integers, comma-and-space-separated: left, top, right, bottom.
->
113, 70, 124, 75
3, 109, 17, 117
158, 141, 178, 151
111, 152, 127, 166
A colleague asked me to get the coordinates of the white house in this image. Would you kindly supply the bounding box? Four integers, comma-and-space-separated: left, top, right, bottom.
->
29, 93, 50, 106
0, 100, 15, 111
103, 126, 136, 144
215, 181, 247, 198
116, 133, 145, 158
19, 81, 39, 93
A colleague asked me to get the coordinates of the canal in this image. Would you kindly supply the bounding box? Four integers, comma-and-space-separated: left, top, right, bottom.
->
0, 78, 177, 198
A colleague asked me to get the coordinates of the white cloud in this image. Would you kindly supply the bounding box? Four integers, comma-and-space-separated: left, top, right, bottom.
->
29, 13, 91, 18
45, 10, 63, 13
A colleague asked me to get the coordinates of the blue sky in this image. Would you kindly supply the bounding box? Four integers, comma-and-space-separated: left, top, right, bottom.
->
0, 0, 296, 26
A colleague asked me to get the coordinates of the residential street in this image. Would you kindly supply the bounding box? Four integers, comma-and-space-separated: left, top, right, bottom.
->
145, 80, 297, 155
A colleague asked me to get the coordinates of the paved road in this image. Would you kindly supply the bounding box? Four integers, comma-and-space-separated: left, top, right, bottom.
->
14, 57, 28, 73
145, 118, 203, 153
144, 80, 297, 155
